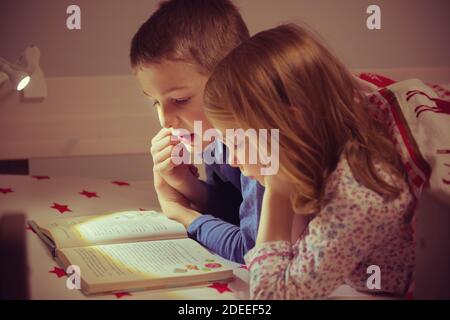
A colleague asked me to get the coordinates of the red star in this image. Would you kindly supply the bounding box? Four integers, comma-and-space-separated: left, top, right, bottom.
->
26, 225, 36, 234
32, 175, 50, 180
50, 202, 72, 214
239, 265, 248, 270
79, 190, 99, 198
112, 181, 130, 186
114, 291, 132, 298
0, 187, 14, 194
49, 266, 67, 278
208, 282, 233, 294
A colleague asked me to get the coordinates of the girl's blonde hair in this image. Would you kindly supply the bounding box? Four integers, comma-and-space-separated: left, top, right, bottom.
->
204, 24, 405, 214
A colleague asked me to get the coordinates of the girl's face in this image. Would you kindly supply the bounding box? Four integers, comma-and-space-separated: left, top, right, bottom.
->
136, 59, 214, 147
220, 130, 266, 185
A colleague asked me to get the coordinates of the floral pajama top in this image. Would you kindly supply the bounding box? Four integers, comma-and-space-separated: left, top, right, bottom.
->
244, 156, 415, 299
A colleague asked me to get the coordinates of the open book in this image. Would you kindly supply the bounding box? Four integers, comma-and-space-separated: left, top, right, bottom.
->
28, 211, 234, 295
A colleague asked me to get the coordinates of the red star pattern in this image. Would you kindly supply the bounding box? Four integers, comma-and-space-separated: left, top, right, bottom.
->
113, 292, 132, 298
111, 181, 130, 186
50, 202, 72, 214
49, 266, 67, 278
208, 282, 233, 294
32, 175, 50, 180
79, 190, 99, 198
0, 187, 14, 194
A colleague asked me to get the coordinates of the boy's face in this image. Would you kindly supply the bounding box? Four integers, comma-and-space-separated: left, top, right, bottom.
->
136, 59, 214, 147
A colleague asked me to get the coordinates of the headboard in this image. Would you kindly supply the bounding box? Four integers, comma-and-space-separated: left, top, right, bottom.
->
0, 75, 160, 160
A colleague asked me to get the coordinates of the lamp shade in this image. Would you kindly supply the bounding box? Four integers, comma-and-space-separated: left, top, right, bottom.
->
0, 62, 31, 91
13, 70, 31, 91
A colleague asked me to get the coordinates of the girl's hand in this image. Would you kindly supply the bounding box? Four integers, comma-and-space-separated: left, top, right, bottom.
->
259, 173, 310, 244
257, 173, 296, 244
263, 171, 293, 195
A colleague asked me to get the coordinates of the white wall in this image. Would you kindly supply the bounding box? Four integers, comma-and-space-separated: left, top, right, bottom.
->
1, 0, 449, 77
237, 0, 450, 70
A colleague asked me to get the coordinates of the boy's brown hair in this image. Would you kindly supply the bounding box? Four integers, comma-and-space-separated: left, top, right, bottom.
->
130, 0, 250, 74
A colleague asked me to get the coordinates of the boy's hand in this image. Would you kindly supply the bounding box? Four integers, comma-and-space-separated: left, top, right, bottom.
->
154, 172, 201, 228
151, 128, 199, 189
151, 128, 208, 213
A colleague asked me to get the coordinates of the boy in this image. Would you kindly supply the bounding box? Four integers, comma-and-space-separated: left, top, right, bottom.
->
129, 0, 264, 263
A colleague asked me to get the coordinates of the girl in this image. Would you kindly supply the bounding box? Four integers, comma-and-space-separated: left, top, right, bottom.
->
204, 24, 415, 299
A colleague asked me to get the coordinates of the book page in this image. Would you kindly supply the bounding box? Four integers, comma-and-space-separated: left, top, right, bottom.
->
39, 211, 187, 248
58, 238, 233, 292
